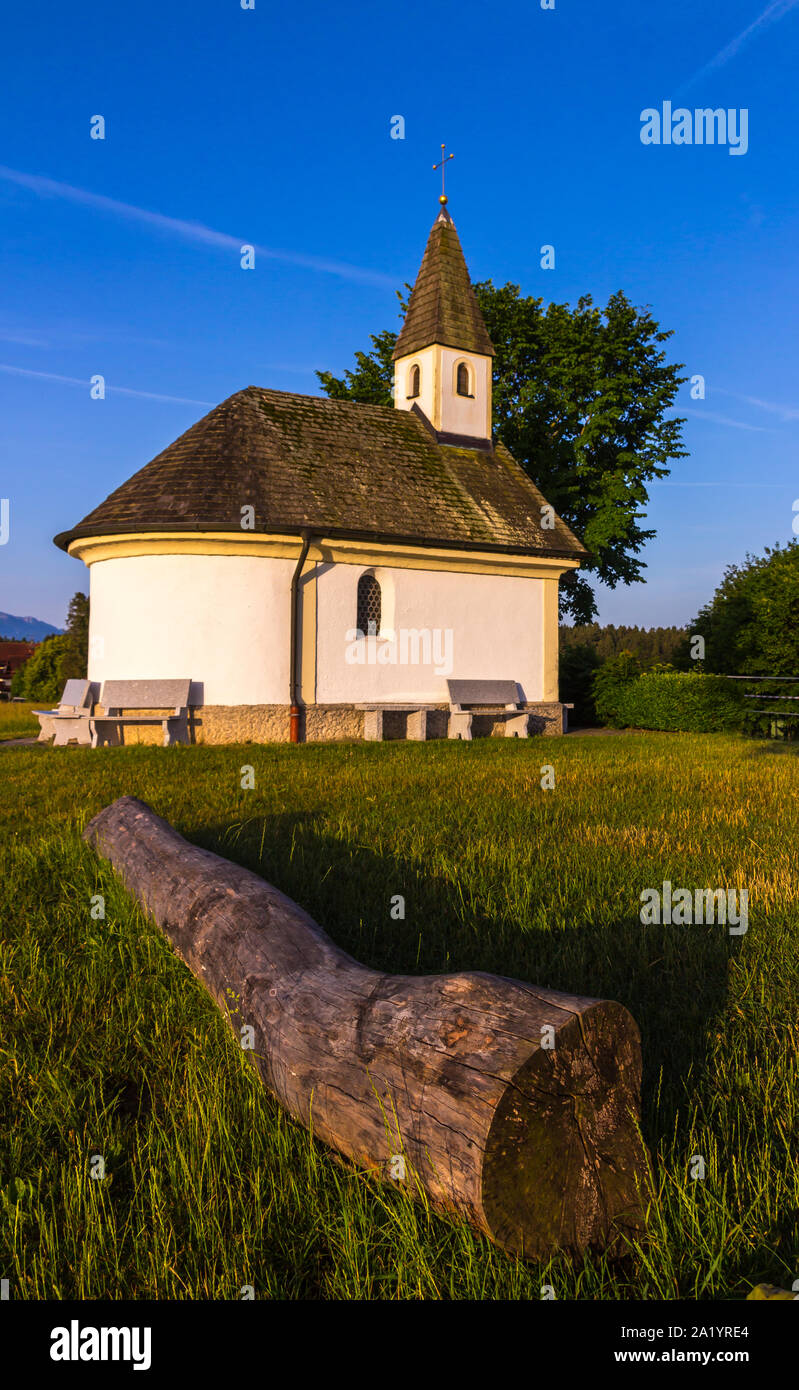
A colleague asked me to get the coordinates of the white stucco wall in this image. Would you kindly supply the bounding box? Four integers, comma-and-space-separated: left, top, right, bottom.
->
438, 347, 491, 439
87, 552, 549, 707
394, 345, 438, 424
314, 562, 546, 704
394, 345, 492, 439
87, 553, 294, 705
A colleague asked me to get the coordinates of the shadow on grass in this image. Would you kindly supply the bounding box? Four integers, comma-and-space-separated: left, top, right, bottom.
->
191, 809, 734, 1147
740, 739, 799, 758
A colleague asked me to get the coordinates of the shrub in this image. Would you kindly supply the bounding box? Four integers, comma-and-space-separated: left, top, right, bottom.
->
11, 634, 67, 703
591, 651, 642, 726
599, 670, 744, 732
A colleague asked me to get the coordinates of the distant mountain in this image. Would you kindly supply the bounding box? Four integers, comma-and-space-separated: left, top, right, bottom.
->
0, 612, 64, 641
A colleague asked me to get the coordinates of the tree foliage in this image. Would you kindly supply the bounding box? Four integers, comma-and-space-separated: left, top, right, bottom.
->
10, 591, 89, 701
558, 643, 602, 726
560, 621, 689, 669
11, 634, 67, 702
318, 283, 687, 621
688, 542, 799, 676
59, 591, 90, 683
317, 327, 399, 405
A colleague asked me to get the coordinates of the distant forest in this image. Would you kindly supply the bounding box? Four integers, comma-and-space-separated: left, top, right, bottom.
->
560, 623, 689, 668
559, 624, 691, 725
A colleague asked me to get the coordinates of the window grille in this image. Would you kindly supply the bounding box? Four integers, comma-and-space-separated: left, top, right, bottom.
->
357, 573, 381, 637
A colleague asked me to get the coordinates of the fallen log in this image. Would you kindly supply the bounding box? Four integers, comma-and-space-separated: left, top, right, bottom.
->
84, 796, 651, 1259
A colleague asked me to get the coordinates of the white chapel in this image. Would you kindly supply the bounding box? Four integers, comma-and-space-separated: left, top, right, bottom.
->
55, 197, 586, 743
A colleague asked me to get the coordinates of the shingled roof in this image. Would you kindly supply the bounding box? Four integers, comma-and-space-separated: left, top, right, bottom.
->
54, 386, 586, 561
393, 206, 495, 360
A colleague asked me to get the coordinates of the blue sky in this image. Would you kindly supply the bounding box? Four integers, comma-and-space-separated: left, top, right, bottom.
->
1, 0, 797, 629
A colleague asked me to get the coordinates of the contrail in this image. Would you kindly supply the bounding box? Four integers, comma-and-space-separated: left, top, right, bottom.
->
0, 165, 397, 288
0, 362, 214, 407
678, 0, 799, 93
715, 387, 799, 422
681, 406, 772, 432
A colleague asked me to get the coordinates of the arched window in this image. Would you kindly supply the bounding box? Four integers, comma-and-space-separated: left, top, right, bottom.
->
408, 364, 420, 398
357, 572, 382, 637
456, 361, 471, 397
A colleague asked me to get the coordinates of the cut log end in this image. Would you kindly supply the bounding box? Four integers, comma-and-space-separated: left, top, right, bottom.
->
482, 1004, 650, 1258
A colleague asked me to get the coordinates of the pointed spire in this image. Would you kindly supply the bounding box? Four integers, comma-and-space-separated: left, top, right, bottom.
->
393, 206, 495, 361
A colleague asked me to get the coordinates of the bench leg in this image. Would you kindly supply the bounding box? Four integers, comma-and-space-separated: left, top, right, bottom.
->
406, 709, 428, 741
505, 713, 530, 739
174, 714, 190, 745
448, 712, 473, 741
53, 719, 91, 747
90, 721, 120, 748
363, 710, 384, 741
163, 716, 189, 746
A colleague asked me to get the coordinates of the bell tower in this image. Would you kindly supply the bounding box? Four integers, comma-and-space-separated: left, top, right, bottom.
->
393, 172, 494, 446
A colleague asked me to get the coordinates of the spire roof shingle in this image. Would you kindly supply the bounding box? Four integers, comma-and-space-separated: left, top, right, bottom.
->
393, 206, 495, 361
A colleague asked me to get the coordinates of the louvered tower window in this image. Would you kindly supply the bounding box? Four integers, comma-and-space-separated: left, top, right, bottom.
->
408, 364, 420, 398
357, 573, 382, 637
456, 362, 471, 396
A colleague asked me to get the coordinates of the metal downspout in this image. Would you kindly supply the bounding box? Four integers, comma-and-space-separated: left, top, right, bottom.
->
289, 529, 313, 742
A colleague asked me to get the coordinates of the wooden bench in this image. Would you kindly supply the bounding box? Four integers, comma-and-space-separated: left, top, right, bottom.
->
447, 679, 528, 740
91, 679, 192, 747
33, 679, 96, 746
357, 704, 435, 741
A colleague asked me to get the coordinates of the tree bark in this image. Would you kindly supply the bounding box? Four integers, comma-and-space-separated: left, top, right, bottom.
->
84, 796, 651, 1259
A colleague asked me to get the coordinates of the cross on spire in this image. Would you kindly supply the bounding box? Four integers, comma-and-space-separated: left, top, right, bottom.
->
433, 143, 454, 204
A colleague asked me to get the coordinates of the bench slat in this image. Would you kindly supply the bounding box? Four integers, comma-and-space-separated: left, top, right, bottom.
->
59, 679, 94, 711
94, 715, 178, 724
447, 679, 521, 709
100, 679, 191, 710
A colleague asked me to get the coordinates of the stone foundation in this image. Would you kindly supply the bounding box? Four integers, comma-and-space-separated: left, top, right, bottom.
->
56, 702, 568, 745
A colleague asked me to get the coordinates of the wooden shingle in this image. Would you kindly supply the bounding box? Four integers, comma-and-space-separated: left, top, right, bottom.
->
54, 386, 585, 561
393, 206, 494, 360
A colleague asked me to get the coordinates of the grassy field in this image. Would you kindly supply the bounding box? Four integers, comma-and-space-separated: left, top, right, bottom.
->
0, 733, 797, 1300
0, 701, 38, 740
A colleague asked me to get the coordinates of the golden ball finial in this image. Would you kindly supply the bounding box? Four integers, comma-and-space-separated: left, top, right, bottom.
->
439, 194, 448, 204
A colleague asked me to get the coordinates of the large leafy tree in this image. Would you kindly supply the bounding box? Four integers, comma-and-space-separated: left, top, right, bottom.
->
318, 284, 687, 621
688, 542, 799, 675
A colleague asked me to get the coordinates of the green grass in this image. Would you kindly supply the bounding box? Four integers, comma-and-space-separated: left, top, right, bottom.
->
0, 701, 38, 740
1, 733, 797, 1299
